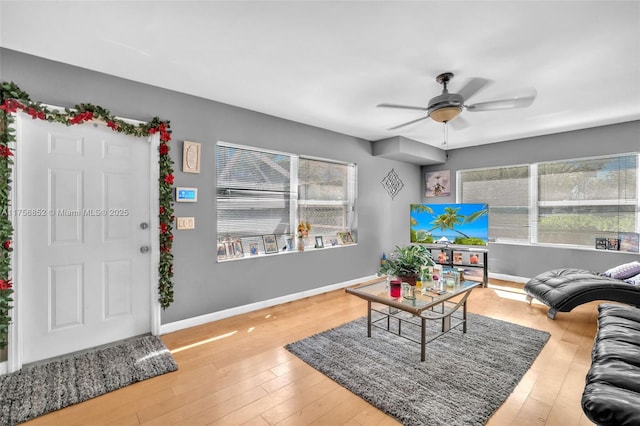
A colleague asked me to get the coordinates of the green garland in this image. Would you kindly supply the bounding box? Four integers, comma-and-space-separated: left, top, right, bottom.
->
0, 81, 175, 350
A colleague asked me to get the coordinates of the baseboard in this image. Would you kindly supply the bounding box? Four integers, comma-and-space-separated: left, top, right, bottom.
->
0, 361, 6, 375
489, 272, 529, 284
160, 275, 377, 335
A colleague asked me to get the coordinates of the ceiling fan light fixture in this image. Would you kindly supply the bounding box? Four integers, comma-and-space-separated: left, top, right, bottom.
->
430, 106, 462, 123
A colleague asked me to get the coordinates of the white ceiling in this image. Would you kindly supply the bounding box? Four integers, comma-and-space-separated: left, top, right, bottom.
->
1, 1, 639, 150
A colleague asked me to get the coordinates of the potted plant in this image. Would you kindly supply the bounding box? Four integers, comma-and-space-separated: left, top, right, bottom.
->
379, 244, 435, 286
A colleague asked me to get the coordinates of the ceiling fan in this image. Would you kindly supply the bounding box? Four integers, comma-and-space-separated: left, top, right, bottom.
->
377, 72, 536, 131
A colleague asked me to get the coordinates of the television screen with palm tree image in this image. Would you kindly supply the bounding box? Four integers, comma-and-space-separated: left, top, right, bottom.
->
410, 203, 489, 246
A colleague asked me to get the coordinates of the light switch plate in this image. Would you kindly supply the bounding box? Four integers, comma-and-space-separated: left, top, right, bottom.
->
177, 217, 195, 230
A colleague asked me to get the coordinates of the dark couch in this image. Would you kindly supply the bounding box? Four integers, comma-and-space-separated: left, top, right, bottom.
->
524, 268, 640, 319
582, 303, 640, 426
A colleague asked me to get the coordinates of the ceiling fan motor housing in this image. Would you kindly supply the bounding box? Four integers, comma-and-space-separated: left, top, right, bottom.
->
428, 92, 464, 122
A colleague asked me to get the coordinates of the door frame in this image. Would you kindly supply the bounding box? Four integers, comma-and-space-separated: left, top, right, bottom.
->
6, 111, 161, 373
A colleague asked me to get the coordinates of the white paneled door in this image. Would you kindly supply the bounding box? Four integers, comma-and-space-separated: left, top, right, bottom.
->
17, 116, 153, 364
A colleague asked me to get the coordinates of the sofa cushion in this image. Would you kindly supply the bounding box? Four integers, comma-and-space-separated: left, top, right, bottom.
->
582, 304, 640, 426
602, 261, 640, 280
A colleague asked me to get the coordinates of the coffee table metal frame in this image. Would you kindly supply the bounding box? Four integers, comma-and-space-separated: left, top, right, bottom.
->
345, 278, 480, 361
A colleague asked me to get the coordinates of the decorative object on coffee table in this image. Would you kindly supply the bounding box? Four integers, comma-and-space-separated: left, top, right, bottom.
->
378, 244, 435, 287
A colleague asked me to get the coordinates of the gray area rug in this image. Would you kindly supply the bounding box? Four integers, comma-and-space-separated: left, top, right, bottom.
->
286, 313, 550, 426
0, 335, 178, 425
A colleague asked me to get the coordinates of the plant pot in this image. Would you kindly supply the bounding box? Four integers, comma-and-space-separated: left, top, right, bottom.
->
399, 273, 419, 287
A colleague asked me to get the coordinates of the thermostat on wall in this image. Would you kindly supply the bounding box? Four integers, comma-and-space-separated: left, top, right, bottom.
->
176, 187, 198, 202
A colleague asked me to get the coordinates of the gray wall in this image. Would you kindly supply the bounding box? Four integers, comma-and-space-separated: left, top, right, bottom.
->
423, 120, 640, 279
1, 48, 421, 324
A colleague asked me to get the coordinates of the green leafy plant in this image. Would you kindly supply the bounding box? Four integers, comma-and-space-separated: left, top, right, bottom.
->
0, 81, 176, 349
379, 244, 435, 279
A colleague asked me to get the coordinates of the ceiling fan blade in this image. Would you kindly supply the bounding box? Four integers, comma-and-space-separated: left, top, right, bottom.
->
466, 93, 536, 112
377, 103, 429, 111
456, 78, 491, 102
449, 115, 470, 130
387, 115, 430, 130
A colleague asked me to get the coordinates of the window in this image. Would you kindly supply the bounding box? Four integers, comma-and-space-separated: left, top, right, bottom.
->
458, 153, 639, 248
216, 144, 293, 238
298, 157, 356, 239
459, 165, 530, 243
537, 154, 637, 246
216, 142, 356, 258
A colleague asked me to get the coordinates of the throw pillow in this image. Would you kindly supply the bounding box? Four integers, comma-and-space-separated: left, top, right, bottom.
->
602, 261, 640, 280
624, 273, 640, 286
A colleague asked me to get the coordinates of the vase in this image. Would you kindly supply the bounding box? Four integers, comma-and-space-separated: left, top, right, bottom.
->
297, 237, 305, 251
402, 282, 416, 300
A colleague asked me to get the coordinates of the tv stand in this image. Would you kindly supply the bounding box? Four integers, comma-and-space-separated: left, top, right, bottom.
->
424, 244, 488, 287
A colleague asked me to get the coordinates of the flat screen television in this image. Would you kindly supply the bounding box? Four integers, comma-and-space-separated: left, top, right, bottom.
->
410, 203, 489, 246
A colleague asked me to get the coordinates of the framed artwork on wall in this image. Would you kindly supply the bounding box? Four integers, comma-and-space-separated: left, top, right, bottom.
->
183, 141, 201, 173
425, 170, 451, 197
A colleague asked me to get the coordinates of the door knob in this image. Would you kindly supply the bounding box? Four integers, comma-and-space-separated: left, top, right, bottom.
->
140, 222, 149, 230
140, 246, 150, 254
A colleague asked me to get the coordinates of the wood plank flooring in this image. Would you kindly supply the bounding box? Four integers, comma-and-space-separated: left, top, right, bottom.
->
24, 280, 599, 425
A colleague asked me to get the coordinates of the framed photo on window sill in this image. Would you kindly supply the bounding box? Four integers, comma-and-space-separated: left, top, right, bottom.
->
263, 234, 279, 254
337, 231, 354, 245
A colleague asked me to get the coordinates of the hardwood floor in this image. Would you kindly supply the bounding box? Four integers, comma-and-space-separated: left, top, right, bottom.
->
25, 280, 599, 425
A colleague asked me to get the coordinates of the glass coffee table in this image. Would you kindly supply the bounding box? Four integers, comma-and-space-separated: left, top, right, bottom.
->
345, 277, 481, 361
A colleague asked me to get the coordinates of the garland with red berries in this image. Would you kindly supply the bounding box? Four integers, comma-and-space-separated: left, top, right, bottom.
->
0, 81, 175, 350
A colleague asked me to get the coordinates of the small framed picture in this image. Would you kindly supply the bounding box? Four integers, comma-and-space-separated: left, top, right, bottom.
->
619, 232, 639, 253
337, 231, 354, 244
263, 234, 278, 254
606, 238, 620, 251
217, 242, 227, 260
249, 243, 259, 256
315, 236, 324, 248
595, 238, 607, 250
233, 239, 244, 257
224, 240, 236, 257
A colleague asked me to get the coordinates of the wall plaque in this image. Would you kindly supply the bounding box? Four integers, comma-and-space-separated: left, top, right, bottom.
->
182, 141, 201, 173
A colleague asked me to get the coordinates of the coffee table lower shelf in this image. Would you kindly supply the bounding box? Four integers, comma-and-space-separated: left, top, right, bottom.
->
367, 299, 469, 361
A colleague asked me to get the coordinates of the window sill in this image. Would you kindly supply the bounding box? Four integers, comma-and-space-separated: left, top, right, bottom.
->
217, 242, 357, 263
490, 240, 638, 254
